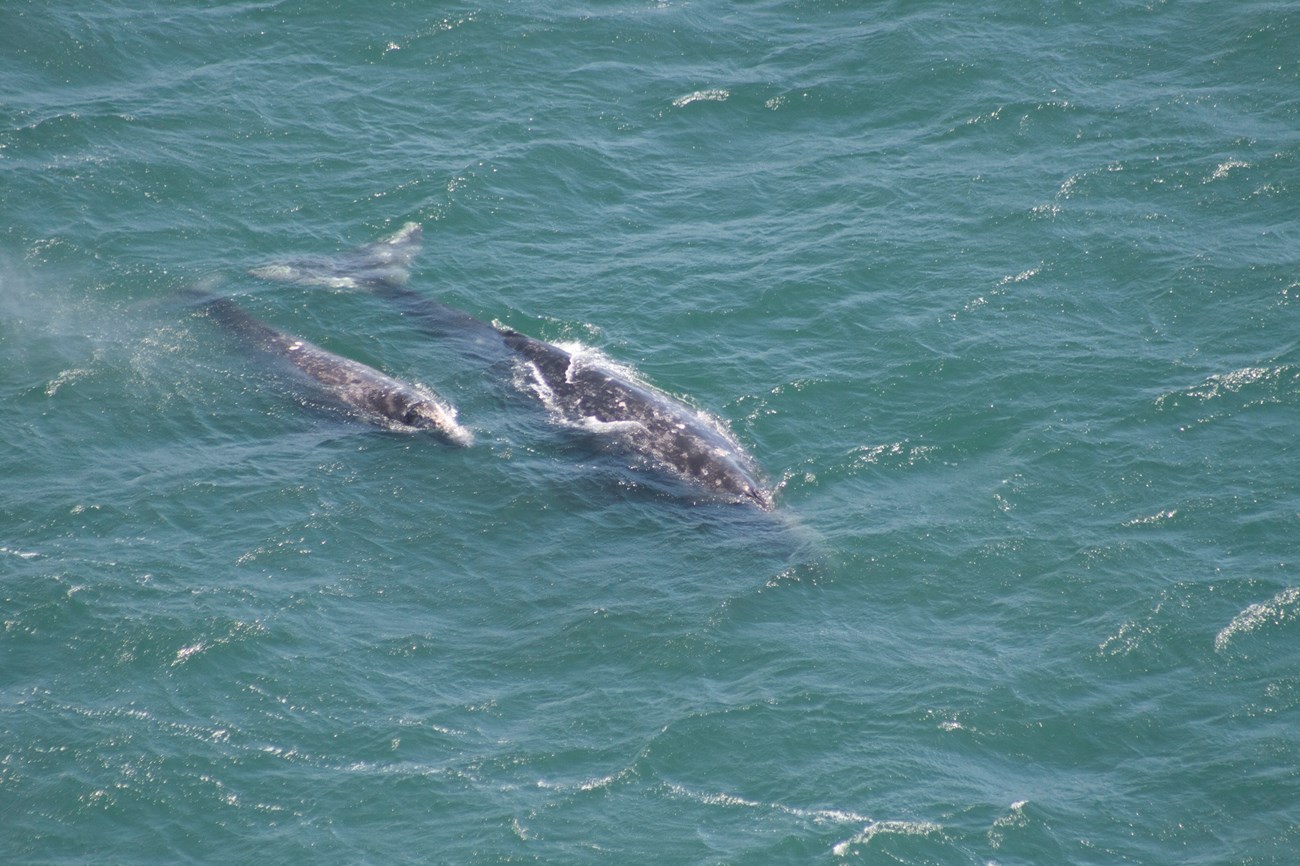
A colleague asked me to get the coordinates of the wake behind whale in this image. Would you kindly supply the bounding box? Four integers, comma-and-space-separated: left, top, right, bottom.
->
250, 223, 773, 509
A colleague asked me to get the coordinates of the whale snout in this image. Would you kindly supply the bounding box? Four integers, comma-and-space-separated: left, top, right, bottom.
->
405, 401, 474, 446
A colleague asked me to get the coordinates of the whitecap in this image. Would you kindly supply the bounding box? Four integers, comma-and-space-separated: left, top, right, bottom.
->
1122, 508, 1178, 527
988, 800, 1029, 849
672, 88, 729, 108
663, 782, 870, 825
1206, 159, 1249, 181
832, 819, 943, 856
1156, 366, 1289, 408
1215, 587, 1300, 651
993, 266, 1040, 287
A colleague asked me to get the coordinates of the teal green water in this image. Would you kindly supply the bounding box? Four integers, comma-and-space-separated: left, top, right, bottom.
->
3, 1, 1298, 863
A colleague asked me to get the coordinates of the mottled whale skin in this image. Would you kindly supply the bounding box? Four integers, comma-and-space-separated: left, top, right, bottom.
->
497, 327, 771, 508
249, 223, 771, 509
203, 296, 472, 446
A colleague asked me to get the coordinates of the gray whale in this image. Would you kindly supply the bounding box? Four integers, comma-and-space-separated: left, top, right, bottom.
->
203, 295, 472, 446
496, 326, 771, 508
250, 223, 771, 509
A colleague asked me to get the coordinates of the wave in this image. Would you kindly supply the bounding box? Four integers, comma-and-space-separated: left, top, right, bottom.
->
1214, 587, 1300, 651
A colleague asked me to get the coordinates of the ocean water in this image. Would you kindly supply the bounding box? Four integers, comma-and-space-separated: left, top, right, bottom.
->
3, 0, 1298, 862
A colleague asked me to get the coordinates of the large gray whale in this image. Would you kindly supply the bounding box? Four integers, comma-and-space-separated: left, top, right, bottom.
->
250, 223, 772, 509
202, 295, 472, 446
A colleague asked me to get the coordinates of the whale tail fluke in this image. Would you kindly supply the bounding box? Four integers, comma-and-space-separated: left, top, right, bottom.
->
248, 222, 424, 290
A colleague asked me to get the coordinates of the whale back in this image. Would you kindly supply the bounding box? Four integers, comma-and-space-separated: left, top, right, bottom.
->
500, 327, 771, 509
203, 296, 472, 445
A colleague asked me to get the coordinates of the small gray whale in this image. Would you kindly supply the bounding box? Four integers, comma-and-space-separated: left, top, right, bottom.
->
249, 223, 771, 509
202, 295, 472, 446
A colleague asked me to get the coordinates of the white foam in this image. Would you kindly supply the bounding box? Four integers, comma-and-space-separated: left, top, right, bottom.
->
832, 819, 944, 856
399, 383, 474, 446
988, 800, 1029, 849
672, 88, 729, 107
172, 642, 207, 666
1215, 587, 1300, 651
664, 782, 871, 826
1206, 159, 1249, 181
848, 440, 936, 468
517, 359, 557, 407
171, 620, 268, 666
1098, 619, 1150, 657
519, 340, 732, 439
994, 266, 1040, 287
551, 341, 643, 390
1123, 508, 1178, 527
1156, 365, 1288, 408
